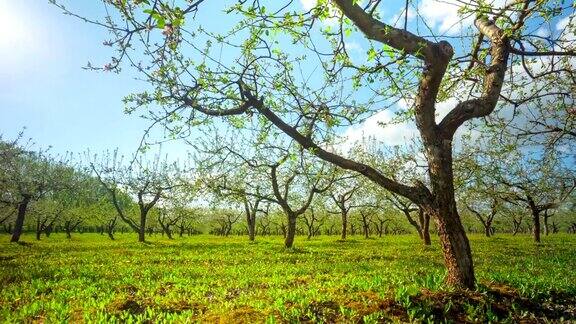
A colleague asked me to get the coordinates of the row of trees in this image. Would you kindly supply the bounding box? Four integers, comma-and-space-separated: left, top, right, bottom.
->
18, 0, 576, 289
2, 133, 574, 245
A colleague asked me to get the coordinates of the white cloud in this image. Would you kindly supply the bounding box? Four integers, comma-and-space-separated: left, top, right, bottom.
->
556, 14, 575, 44
417, 0, 474, 35
339, 109, 418, 151
344, 41, 362, 52
300, 0, 316, 11
557, 15, 573, 30
417, 0, 508, 35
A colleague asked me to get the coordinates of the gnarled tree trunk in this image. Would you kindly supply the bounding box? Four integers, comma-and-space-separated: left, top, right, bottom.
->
427, 142, 475, 289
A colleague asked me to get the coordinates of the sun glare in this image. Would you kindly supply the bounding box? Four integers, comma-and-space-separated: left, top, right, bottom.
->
0, 2, 41, 68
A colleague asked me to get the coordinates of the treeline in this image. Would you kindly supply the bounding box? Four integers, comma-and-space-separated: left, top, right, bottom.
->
1, 136, 574, 245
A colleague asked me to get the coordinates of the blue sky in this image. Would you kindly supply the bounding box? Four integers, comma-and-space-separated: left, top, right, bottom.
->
1, 0, 572, 163
0, 0, 172, 158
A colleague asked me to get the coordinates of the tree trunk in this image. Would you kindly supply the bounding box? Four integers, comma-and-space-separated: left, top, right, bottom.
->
340, 211, 347, 240
419, 208, 431, 245
427, 141, 475, 289
532, 209, 541, 243
138, 211, 147, 242
36, 219, 42, 241
406, 209, 423, 240
432, 206, 475, 289
422, 212, 431, 245
483, 220, 493, 238
65, 222, 72, 239
512, 219, 521, 235
107, 228, 115, 240
45, 225, 53, 237
11, 196, 31, 243
284, 214, 297, 248
248, 216, 256, 241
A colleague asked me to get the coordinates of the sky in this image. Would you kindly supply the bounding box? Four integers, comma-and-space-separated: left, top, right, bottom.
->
0, 0, 174, 159
0, 0, 573, 162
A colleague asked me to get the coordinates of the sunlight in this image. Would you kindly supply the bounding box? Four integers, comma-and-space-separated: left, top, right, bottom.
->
0, 2, 42, 69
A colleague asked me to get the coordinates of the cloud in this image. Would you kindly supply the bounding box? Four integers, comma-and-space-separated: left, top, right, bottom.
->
556, 14, 575, 44
339, 109, 418, 151
417, 0, 474, 35
416, 0, 507, 35
344, 41, 362, 52
300, 0, 316, 11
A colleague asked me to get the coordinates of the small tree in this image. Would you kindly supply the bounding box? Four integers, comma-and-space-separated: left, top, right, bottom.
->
328, 176, 359, 241
0, 137, 73, 242
491, 151, 574, 243
92, 151, 179, 242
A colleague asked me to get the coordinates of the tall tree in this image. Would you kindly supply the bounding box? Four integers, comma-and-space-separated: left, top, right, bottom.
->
54, 0, 576, 288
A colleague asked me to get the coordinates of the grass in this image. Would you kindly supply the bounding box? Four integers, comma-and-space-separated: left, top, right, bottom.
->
1, 233, 575, 322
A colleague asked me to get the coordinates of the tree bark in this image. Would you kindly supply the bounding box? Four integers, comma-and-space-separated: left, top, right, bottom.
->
432, 206, 475, 289
484, 221, 492, 238
532, 209, 541, 243
422, 211, 431, 245
284, 214, 297, 248
138, 212, 147, 243
247, 217, 256, 241
10, 196, 31, 243
340, 212, 347, 240
427, 141, 475, 289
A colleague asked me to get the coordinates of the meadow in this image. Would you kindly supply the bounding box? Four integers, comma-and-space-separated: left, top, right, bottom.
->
1, 234, 575, 323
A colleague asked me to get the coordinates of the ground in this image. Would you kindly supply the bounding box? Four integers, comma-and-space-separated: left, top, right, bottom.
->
1, 233, 575, 322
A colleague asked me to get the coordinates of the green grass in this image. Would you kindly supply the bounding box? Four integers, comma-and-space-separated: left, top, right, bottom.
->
1, 233, 575, 322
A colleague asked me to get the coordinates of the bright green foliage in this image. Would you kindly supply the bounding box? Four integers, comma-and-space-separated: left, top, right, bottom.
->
1, 234, 575, 322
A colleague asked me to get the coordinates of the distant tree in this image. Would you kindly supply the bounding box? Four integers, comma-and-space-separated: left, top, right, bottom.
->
157, 208, 180, 239
387, 194, 431, 245
488, 149, 574, 243
29, 199, 61, 240
211, 209, 241, 237
328, 175, 360, 241
302, 206, 326, 239
91, 151, 179, 242
0, 137, 73, 242
465, 198, 498, 238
